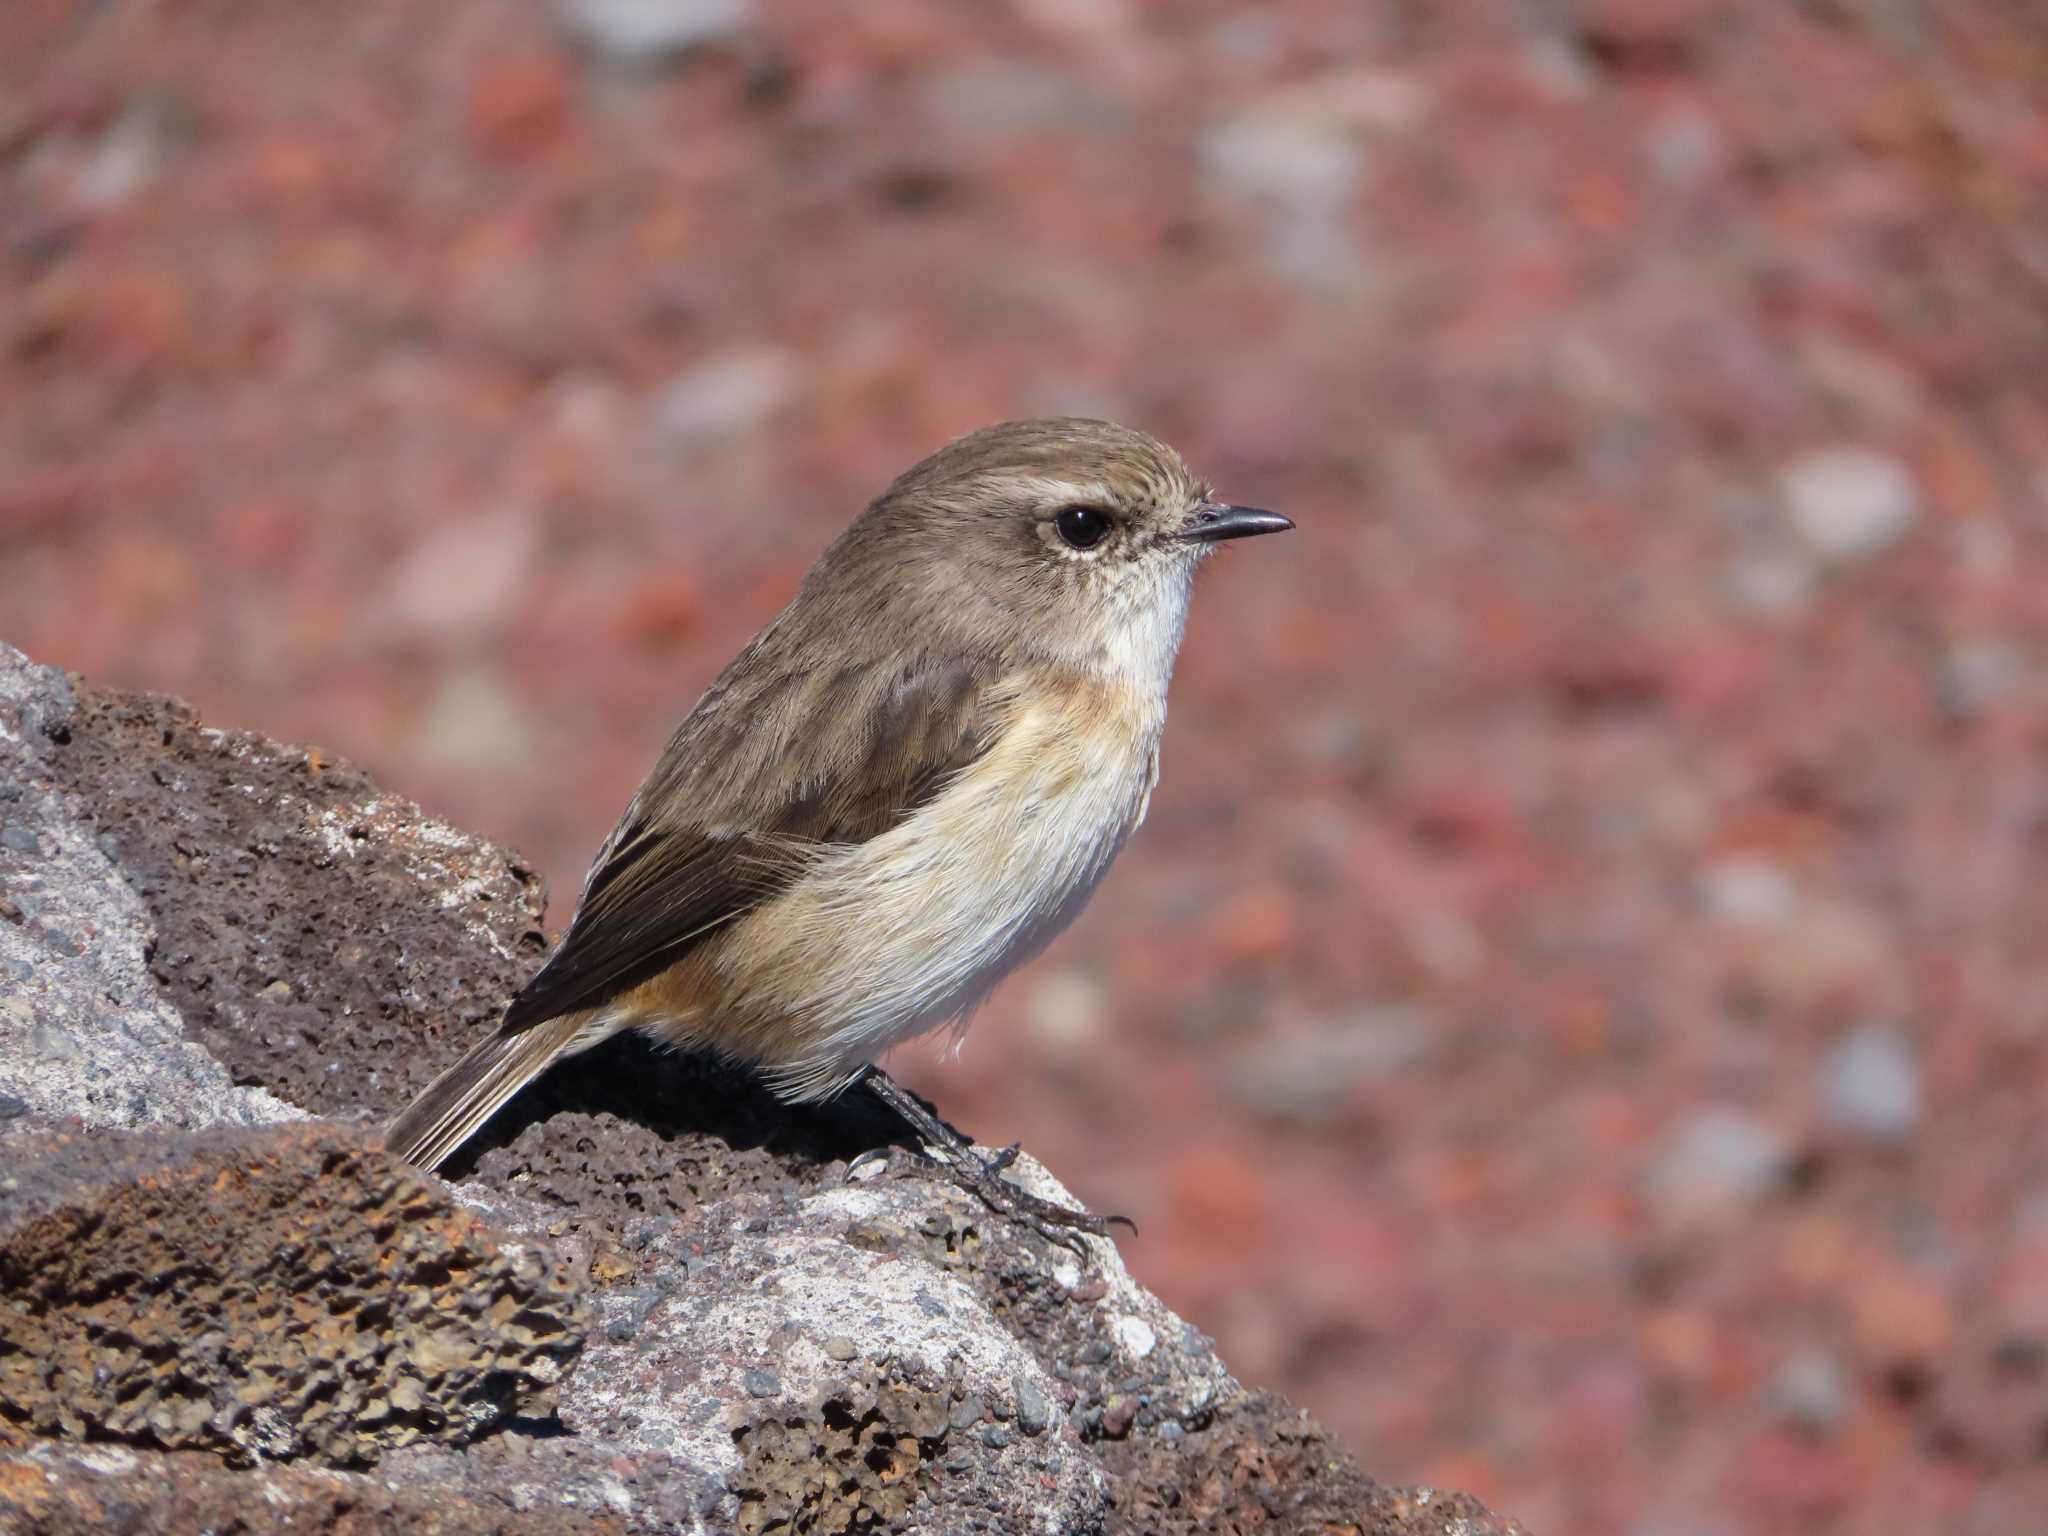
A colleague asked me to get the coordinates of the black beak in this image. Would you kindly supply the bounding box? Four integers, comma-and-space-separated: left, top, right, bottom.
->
1176, 504, 1295, 543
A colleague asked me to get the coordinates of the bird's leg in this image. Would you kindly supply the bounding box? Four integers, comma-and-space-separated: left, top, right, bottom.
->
860, 1067, 1133, 1247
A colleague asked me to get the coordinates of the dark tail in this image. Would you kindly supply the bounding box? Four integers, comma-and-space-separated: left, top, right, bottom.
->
385, 1012, 608, 1171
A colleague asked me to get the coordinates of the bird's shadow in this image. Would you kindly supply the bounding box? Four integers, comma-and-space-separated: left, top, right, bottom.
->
430, 1031, 921, 1184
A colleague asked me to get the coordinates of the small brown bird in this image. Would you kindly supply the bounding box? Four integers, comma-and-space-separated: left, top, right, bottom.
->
386, 418, 1291, 1234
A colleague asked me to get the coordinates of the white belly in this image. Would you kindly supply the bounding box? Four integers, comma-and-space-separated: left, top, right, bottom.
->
730, 690, 1158, 1100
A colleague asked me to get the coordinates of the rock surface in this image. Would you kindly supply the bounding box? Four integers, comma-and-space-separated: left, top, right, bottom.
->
0, 642, 1520, 1534
0, 1123, 583, 1465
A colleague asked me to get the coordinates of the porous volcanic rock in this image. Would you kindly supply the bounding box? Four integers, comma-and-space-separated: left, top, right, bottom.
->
0, 1123, 584, 1466
0, 642, 1521, 1534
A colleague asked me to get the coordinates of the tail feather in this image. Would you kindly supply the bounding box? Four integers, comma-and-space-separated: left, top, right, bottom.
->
386, 1014, 593, 1172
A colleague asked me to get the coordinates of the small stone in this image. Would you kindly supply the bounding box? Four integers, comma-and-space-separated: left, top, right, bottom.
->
1022, 968, 1108, 1060
605, 1317, 636, 1343
822, 1334, 858, 1362
1762, 1347, 1850, 1432
39, 926, 81, 957
1013, 1376, 1052, 1436
845, 1220, 902, 1253
412, 667, 535, 772
0, 1093, 28, 1120
1779, 446, 1920, 564
649, 348, 795, 445
980, 1424, 1012, 1449
1938, 639, 2023, 720
30, 1018, 79, 1061
1202, 101, 1362, 282
1112, 1316, 1158, 1360
557, 0, 747, 67
1724, 548, 1817, 618
624, 1215, 675, 1251
1644, 1108, 1790, 1229
949, 1395, 988, 1431
1699, 857, 1796, 924
0, 823, 42, 855
1098, 1395, 1138, 1439
1823, 1025, 1920, 1142
741, 1367, 780, 1399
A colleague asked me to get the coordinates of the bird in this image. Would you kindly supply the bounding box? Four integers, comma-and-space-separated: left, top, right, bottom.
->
385, 417, 1292, 1235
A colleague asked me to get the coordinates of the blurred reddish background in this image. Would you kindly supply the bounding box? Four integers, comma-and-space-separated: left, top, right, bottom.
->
7, 2, 2048, 1530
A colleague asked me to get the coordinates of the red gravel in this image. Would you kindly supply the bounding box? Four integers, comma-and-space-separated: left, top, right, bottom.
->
6, 3, 2048, 1530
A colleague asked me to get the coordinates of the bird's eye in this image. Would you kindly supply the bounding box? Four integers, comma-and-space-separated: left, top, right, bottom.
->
1054, 506, 1112, 550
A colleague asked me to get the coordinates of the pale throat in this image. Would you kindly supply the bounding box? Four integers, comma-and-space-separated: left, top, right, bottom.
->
1087, 558, 1195, 708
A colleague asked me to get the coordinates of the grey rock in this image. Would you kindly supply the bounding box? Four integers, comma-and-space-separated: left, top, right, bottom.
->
0, 639, 1520, 1536
648, 347, 794, 446
1014, 1374, 1053, 1436
822, 1333, 858, 1361
28, 1017, 77, 1060
556, 0, 747, 67
1823, 1025, 1921, 1142
1762, 1346, 1851, 1432
1779, 446, 1921, 564
1643, 1107, 1791, 1229
0, 645, 301, 1137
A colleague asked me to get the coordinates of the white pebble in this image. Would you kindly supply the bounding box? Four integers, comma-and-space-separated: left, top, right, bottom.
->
1112, 1316, 1157, 1360
1698, 857, 1796, 924
1644, 1108, 1789, 1228
1779, 446, 1920, 564
557, 0, 746, 65
1823, 1025, 1920, 1141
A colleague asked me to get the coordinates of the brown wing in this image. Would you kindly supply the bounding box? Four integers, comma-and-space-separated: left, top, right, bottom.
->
499, 655, 1003, 1035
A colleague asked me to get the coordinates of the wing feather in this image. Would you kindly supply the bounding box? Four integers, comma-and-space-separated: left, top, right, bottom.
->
499, 654, 1002, 1034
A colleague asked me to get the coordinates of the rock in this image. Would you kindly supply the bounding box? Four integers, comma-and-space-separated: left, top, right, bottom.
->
1200, 70, 1424, 284
555, 0, 747, 67
0, 1123, 584, 1465
1698, 856, 1797, 924
1937, 638, 2024, 721
1643, 1108, 1791, 1230
1723, 546, 1818, 618
1201, 101, 1362, 283
0, 645, 301, 1135
647, 347, 796, 446
1114, 1315, 1160, 1360
0, 641, 1522, 1534
1761, 1346, 1851, 1433
0, 1444, 627, 1536
1020, 965, 1109, 1059
1822, 1024, 1921, 1142
372, 510, 542, 647
1779, 446, 1921, 564
1014, 1373, 1053, 1436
